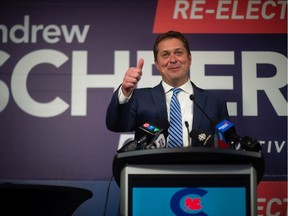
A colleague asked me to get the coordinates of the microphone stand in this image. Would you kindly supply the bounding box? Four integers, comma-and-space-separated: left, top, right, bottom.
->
213, 132, 218, 148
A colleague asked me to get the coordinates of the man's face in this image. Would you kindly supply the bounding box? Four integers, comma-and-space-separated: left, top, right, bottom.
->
154, 38, 191, 87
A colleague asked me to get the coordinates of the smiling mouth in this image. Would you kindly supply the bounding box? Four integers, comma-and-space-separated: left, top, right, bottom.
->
169, 66, 180, 71
168, 63, 181, 70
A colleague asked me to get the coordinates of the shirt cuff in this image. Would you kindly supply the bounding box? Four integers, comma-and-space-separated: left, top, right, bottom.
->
118, 87, 132, 104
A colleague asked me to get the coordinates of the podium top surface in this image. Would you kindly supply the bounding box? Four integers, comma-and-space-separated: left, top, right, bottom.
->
112, 148, 265, 186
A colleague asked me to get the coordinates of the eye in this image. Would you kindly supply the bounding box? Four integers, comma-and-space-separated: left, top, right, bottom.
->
161, 52, 169, 58
175, 50, 184, 56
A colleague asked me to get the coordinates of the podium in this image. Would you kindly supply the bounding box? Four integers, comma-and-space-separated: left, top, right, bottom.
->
113, 148, 264, 216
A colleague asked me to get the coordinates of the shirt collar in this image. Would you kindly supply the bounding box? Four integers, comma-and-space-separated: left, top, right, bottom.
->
162, 80, 193, 95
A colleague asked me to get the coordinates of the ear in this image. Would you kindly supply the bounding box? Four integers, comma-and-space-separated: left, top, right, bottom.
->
188, 54, 192, 65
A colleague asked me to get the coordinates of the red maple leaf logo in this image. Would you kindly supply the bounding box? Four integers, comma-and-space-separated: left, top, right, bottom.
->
184, 197, 202, 211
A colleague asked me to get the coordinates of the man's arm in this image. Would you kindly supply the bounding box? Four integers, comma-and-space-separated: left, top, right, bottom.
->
106, 59, 144, 132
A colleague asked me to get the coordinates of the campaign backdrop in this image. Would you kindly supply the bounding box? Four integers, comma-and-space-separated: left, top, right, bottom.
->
0, 0, 287, 215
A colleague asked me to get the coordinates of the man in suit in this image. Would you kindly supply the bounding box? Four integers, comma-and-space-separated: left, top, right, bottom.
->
106, 30, 229, 147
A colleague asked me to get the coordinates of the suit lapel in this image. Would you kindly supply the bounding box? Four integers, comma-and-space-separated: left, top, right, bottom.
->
192, 83, 207, 129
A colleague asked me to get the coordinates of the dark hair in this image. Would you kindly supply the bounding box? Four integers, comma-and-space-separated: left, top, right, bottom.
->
153, 30, 191, 60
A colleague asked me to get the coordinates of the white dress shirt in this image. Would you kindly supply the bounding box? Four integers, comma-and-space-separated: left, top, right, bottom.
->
162, 80, 194, 147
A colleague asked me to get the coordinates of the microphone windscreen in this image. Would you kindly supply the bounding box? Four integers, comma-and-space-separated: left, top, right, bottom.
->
117, 140, 138, 153
189, 94, 195, 101
190, 129, 213, 147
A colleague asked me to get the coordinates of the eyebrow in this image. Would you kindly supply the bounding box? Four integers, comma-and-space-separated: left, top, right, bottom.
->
160, 48, 185, 53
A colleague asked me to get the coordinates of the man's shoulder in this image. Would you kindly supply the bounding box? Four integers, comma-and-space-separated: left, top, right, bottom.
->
193, 83, 226, 102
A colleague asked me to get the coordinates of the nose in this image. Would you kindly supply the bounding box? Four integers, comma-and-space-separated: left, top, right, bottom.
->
169, 53, 177, 63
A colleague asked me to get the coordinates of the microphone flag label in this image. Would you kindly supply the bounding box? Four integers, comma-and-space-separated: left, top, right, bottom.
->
155, 133, 166, 148
215, 119, 234, 142
215, 119, 234, 132
140, 122, 163, 135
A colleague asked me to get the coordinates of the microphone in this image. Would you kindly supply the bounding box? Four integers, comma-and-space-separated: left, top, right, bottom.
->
185, 121, 191, 147
189, 129, 233, 149
189, 129, 213, 147
139, 119, 170, 150
215, 119, 262, 152
117, 138, 138, 153
147, 133, 166, 149
239, 136, 262, 152
214, 119, 237, 144
117, 119, 169, 153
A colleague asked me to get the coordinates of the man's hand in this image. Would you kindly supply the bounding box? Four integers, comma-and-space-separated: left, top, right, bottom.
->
121, 58, 144, 97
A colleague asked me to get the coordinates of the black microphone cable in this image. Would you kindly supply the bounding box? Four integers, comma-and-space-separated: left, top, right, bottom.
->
189, 94, 214, 123
103, 174, 114, 216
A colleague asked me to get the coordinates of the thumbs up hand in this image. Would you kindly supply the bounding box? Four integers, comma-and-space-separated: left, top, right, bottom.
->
121, 58, 144, 97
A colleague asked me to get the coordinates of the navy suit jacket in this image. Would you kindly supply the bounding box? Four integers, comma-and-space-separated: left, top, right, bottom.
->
106, 82, 229, 139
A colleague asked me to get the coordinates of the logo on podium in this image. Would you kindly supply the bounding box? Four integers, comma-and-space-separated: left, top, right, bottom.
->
170, 188, 208, 216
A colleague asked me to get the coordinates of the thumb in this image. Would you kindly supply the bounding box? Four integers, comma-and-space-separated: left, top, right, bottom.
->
137, 58, 144, 70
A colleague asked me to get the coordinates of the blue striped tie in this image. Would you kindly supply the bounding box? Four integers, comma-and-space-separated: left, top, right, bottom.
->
168, 88, 183, 148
